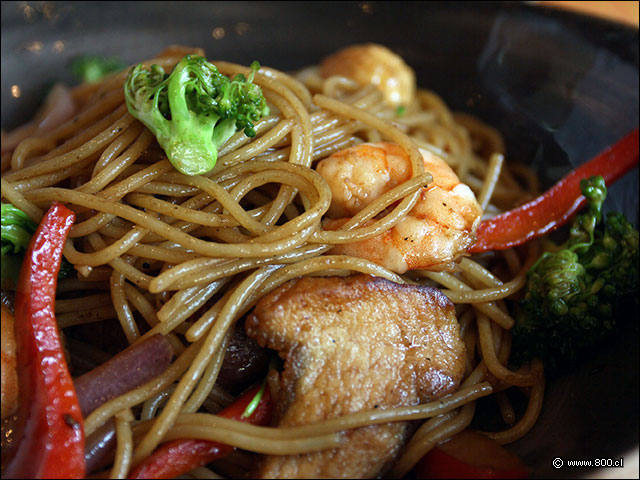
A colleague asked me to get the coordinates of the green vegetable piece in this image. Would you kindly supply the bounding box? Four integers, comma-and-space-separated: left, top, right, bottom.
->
72, 55, 125, 84
240, 376, 267, 419
1, 203, 38, 256
512, 176, 639, 373
1, 203, 74, 285
2, 203, 38, 285
124, 55, 269, 176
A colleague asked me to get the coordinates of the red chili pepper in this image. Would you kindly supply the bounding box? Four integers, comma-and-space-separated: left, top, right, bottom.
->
413, 430, 529, 479
129, 381, 273, 479
471, 129, 639, 253
4, 202, 85, 479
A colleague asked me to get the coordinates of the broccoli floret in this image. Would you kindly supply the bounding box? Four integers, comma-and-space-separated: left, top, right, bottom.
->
124, 55, 269, 176
511, 176, 639, 373
1, 203, 74, 288
72, 55, 125, 84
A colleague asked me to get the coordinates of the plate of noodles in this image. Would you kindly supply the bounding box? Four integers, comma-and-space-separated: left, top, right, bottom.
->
1, 1, 638, 479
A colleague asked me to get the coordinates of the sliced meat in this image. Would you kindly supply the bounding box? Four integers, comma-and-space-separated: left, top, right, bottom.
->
245, 274, 465, 479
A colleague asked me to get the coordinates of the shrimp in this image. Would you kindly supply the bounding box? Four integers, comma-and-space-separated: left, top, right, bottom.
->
1, 304, 18, 419
316, 142, 482, 273
319, 43, 416, 107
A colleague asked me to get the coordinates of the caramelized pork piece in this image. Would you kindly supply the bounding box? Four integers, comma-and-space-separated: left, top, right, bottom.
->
245, 275, 465, 479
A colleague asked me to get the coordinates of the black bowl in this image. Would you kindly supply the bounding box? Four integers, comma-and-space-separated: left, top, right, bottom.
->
2, 2, 638, 478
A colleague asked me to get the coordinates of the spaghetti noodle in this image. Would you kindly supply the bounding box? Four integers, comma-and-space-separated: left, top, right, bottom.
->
1, 45, 545, 478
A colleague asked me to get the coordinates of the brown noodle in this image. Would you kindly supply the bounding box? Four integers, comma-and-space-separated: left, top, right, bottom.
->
1, 46, 543, 478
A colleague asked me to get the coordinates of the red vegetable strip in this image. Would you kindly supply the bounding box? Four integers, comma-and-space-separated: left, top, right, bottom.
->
471, 128, 639, 252
4, 202, 85, 479
128, 381, 273, 479
414, 446, 529, 479
413, 430, 529, 479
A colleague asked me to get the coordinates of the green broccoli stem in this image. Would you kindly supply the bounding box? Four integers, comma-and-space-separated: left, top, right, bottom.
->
145, 58, 216, 176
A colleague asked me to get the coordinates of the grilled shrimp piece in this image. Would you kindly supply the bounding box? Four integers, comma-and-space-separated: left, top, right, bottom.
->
319, 43, 416, 106
317, 142, 482, 273
1, 304, 18, 419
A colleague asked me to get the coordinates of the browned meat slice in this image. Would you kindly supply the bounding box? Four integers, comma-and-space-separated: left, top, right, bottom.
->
245, 274, 465, 479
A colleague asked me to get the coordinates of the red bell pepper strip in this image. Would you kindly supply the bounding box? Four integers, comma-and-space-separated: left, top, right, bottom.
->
129, 381, 273, 479
413, 430, 529, 479
471, 128, 639, 252
4, 202, 85, 479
